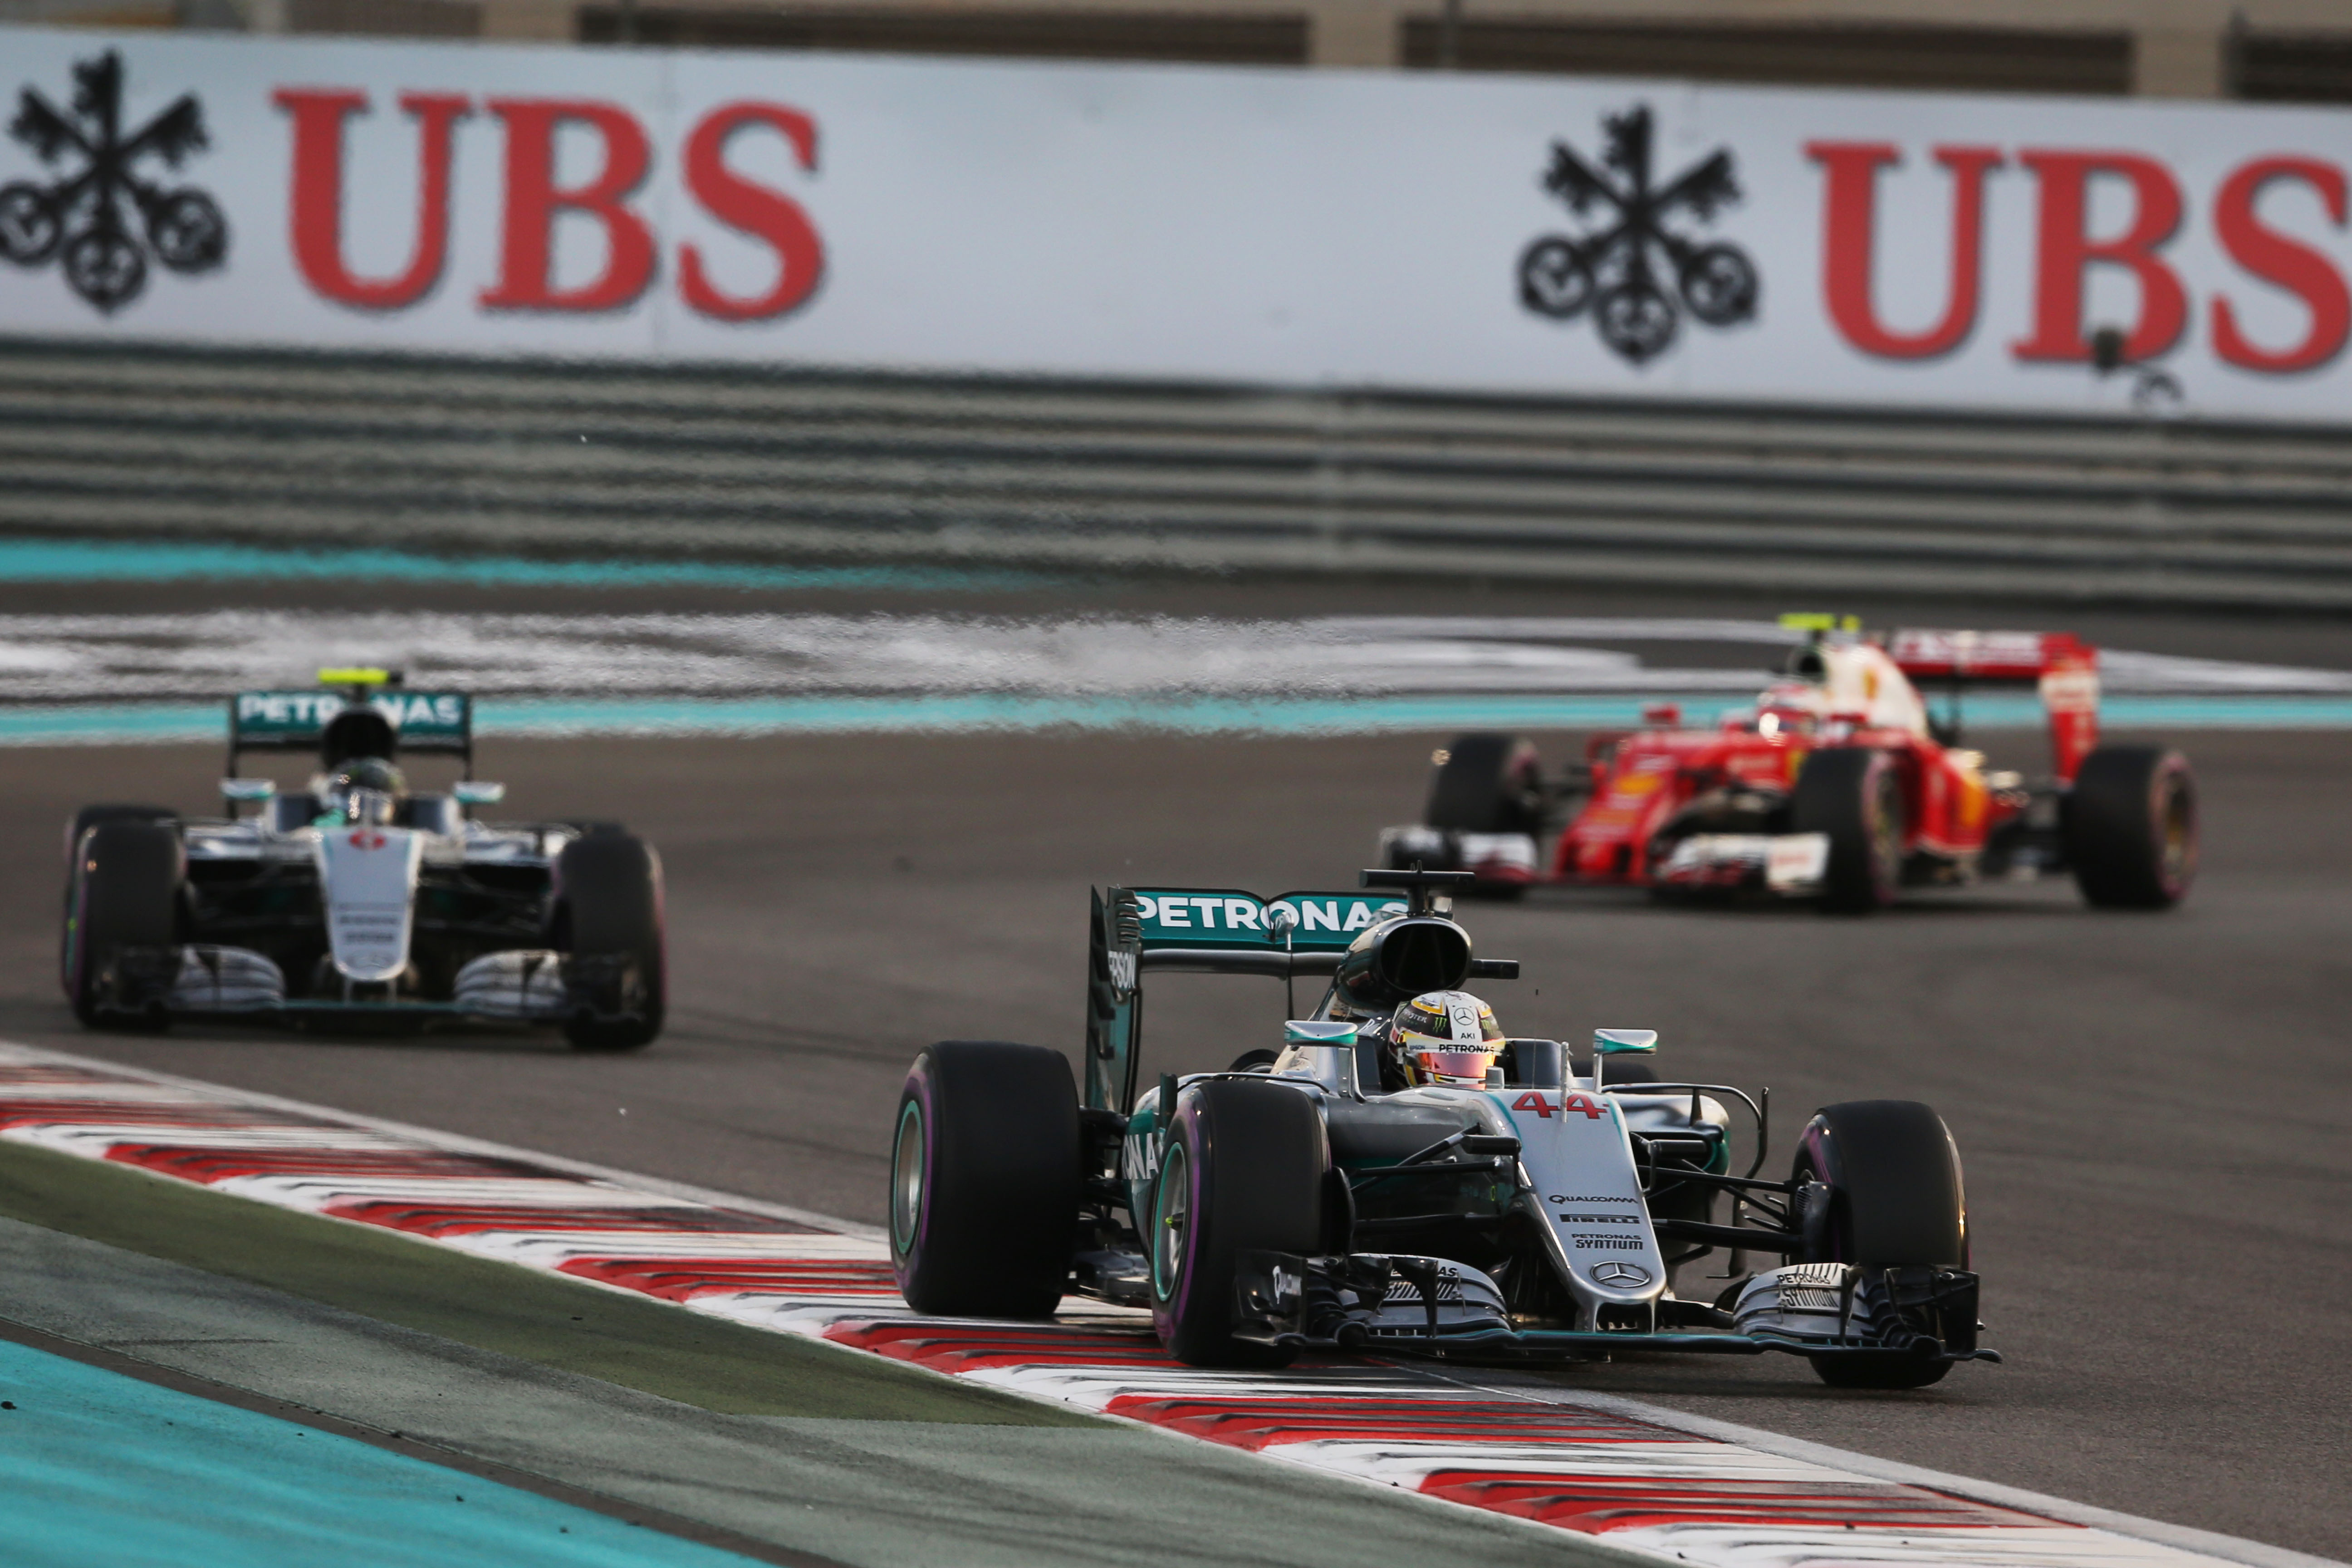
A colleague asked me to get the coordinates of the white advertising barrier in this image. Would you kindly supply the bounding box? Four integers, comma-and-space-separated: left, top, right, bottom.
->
3, 26, 2351, 420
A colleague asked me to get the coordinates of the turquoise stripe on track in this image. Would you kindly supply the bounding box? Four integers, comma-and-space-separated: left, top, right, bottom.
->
0, 1339, 760, 1568
0, 538, 1046, 593
3, 691, 2352, 745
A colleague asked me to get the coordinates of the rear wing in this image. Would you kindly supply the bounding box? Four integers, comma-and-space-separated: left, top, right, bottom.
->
228, 688, 473, 768
1886, 629, 2099, 780
1083, 884, 1519, 1112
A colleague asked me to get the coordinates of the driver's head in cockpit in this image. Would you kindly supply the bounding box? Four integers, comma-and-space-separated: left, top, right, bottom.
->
320, 756, 406, 827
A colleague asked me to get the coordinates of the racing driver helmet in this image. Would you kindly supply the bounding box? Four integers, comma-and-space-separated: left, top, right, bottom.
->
1387, 991, 1505, 1088
322, 756, 407, 827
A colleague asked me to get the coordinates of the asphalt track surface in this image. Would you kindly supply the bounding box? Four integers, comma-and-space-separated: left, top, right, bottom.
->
4, 578, 2350, 1561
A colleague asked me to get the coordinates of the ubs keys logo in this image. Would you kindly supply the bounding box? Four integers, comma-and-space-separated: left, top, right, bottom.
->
1, 51, 228, 313
1518, 104, 1757, 365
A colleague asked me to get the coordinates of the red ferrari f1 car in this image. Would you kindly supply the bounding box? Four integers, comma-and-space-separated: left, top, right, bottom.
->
1379, 619, 2196, 912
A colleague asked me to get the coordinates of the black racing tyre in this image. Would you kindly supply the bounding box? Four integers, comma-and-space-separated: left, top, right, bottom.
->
890, 1041, 1080, 1318
64, 819, 182, 1029
1792, 748, 1904, 913
1425, 733, 1544, 836
553, 833, 666, 1051
60, 805, 179, 986
60, 804, 178, 995
64, 804, 178, 867
1150, 1078, 1325, 1367
2066, 746, 2196, 910
1793, 1100, 1967, 1390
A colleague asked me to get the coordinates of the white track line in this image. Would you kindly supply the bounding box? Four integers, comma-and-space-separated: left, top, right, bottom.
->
0, 612, 2344, 701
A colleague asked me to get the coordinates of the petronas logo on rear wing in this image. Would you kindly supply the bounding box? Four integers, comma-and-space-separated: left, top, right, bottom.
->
1127, 889, 1408, 952
231, 690, 471, 752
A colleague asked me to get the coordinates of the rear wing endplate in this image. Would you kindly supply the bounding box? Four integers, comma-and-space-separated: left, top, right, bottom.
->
1084, 885, 1518, 1113
1087, 887, 1402, 1112
1886, 629, 2099, 780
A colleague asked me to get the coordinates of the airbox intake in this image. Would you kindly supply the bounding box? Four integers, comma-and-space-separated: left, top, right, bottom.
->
1333, 916, 1472, 1010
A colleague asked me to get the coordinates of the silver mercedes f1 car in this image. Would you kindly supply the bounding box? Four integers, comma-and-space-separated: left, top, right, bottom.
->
60, 670, 664, 1050
888, 867, 1994, 1388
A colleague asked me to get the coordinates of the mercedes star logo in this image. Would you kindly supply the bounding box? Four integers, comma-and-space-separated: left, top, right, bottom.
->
1591, 1261, 1652, 1288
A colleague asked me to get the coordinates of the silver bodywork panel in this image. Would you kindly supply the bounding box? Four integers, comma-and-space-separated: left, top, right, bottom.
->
169, 812, 573, 1019
1131, 1063, 1727, 1334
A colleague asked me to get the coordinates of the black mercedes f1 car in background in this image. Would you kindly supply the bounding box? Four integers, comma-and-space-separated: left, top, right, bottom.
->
61, 669, 666, 1050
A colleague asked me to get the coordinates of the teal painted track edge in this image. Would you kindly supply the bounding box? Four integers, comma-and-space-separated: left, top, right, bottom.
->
4, 691, 2352, 746
0, 1338, 762, 1568
0, 538, 1050, 593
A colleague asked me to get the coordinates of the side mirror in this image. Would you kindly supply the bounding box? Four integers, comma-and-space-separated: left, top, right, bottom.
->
220, 778, 275, 802
453, 780, 506, 806
1280, 1019, 1360, 1098
1594, 1028, 1658, 1055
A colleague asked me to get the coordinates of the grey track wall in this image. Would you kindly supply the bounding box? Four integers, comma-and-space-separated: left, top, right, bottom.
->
4, 338, 2350, 609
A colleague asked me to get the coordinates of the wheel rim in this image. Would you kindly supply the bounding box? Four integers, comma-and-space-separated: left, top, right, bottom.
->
1870, 769, 1904, 895
1151, 1143, 1190, 1299
889, 1099, 925, 1257
2159, 779, 2192, 886
1795, 1149, 1850, 1264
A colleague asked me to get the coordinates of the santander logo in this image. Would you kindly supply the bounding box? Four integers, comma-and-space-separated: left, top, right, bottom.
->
271, 90, 823, 321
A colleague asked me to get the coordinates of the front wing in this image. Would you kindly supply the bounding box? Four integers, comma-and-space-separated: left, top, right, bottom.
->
88, 944, 639, 1029
1231, 1249, 1997, 1371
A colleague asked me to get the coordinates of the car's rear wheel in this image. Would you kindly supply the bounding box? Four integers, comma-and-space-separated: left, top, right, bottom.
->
64, 819, 182, 1030
553, 833, 665, 1051
2067, 746, 2197, 909
891, 1041, 1080, 1318
1793, 1099, 1967, 1390
1150, 1078, 1324, 1367
1792, 749, 1904, 913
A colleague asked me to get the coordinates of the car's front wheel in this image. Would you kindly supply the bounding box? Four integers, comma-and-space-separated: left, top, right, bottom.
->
2067, 745, 2196, 909
1793, 1099, 1967, 1390
64, 819, 182, 1030
552, 833, 665, 1051
1150, 1078, 1323, 1367
1792, 748, 1905, 913
890, 1040, 1079, 1318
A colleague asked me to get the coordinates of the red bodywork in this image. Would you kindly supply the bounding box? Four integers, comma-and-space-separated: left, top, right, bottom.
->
1550, 632, 2098, 887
